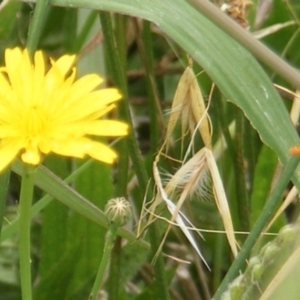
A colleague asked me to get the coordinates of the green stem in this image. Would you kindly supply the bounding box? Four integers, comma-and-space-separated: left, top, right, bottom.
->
106, 15, 128, 300
99, 13, 170, 300
212, 156, 300, 300
235, 109, 250, 231
74, 11, 98, 53
26, 0, 50, 55
212, 224, 225, 291
99, 12, 145, 209
215, 95, 246, 230
137, 33, 172, 284
12, 161, 149, 249
113, 14, 129, 197
138, 20, 163, 153
99, 12, 129, 198
107, 236, 122, 300
148, 222, 171, 300
243, 118, 260, 194
2, 159, 94, 242
186, 0, 300, 89
0, 169, 10, 240
89, 226, 118, 300
19, 165, 36, 300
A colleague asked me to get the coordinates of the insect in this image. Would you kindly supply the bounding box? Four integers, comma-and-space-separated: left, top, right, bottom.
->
289, 146, 300, 156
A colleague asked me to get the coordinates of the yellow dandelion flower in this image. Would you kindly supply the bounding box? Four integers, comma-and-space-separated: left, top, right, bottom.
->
0, 47, 128, 171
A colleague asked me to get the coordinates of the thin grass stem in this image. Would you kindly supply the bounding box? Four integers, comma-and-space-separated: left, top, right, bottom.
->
2, 159, 94, 242
212, 156, 300, 300
235, 109, 250, 231
186, 0, 300, 89
18, 165, 36, 300
104, 14, 128, 300
99, 12, 170, 300
139, 20, 162, 153
0, 169, 10, 240
89, 226, 118, 300
26, 0, 49, 55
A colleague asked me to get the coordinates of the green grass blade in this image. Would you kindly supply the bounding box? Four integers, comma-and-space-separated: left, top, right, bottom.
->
26, 0, 300, 168
0, 169, 10, 239
11, 160, 148, 249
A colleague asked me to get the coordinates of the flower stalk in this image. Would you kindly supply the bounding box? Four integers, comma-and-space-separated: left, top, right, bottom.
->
99, 12, 171, 300
0, 48, 128, 172
89, 226, 118, 300
26, 0, 49, 55
212, 156, 300, 300
89, 198, 132, 300
18, 164, 36, 300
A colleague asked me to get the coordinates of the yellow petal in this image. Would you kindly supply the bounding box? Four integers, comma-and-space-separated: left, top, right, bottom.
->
21, 150, 41, 165
51, 138, 91, 158
87, 141, 117, 164
50, 54, 76, 77
18, 50, 34, 106
5, 48, 23, 81
0, 125, 19, 138
0, 139, 21, 171
0, 48, 128, 168
32, 51, 46, 105
45, 55, 76, 92
85, 120, 129, 136
88, 89, 122, 107
34, 51, 45, 75
0, 72, 12, 98
6, 49, 33, 104
51, 74, 105, 116
87, 104, 116, 120
21, 140, 42, 165
55, 89, 121, 123
70, 74, 104, 96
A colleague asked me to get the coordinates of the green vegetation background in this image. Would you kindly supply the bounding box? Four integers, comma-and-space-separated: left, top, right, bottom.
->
1, 0, 300, 299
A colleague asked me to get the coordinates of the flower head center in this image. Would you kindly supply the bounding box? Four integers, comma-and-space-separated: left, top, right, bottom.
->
23, 105, 47, 137
0, 47, 128, 172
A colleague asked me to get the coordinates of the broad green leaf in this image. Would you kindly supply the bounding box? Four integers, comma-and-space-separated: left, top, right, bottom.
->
0, 0, 20, 56
25, 0, 300, 168
38, 156, 70, 279
221, 219, 300, 300
0, 160, 94, 243
250, 145, 285, 229
11, 160, 148, 250
260, 246, 300, 300
65, 161, 113, 296
64, 28, 111, 296
34, 244, 81, 300
0, 169, 10, 239
0, 0, 20, 39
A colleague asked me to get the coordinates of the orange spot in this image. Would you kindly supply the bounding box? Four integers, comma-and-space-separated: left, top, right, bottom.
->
289, 146, 300, 156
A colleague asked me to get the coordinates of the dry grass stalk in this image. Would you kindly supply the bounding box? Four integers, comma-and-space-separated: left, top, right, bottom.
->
205, 148, 238, 257
258, 245, 300, 300
265, 90, 300, 231
253, 21, 295, 39
266, 186, 298, 232
152, 153, 210, 269
165, 58, 211, 150
138, 61, 237, 269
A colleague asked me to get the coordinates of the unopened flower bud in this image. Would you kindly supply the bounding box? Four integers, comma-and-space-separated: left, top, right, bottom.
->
251, 263, 265, 282
104, 197, 132, 227
278, 224, 297, 244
